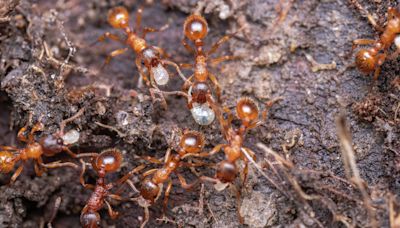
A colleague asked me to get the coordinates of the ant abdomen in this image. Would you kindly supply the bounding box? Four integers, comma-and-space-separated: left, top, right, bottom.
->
188, 82, 215, 125
80, 211, 101, 228
39, 135, 64, 156
142, 47, 170, 85
140, 178, 160, 202
0, 151, 15, 173
355, 49, 377, 74
216, 160, 237, 183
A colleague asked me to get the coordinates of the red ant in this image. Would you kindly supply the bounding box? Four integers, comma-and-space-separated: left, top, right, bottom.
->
97, 6, 186, 108
130, 130, 207, 227
183, 96, 280, 223
176, 13, 242, 125
351, 4, 400, 80
0, 109, 95, 183
79, 149, 145, 228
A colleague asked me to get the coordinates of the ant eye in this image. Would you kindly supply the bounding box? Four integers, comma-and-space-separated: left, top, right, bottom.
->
94, 149, 123, 173
184, 15, 208, 41
108, 6, 129, 29
180, 131, 205, 153
236, 97, 259, 123
57, 138, 64, 145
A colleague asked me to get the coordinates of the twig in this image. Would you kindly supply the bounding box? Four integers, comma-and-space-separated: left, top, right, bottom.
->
336, 113, 377, 228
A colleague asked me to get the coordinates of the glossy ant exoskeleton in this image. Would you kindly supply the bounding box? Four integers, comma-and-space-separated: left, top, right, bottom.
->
130, 130, 206, 227
97, 6, 186, 108
0, 109, 95, 183
182, 96, 280, 223
79, 149, 145, 228
351, 4, 400, 80
177, 13, 242, 125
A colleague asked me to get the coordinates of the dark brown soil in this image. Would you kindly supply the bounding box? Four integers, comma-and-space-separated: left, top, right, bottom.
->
0, 0, 399, 227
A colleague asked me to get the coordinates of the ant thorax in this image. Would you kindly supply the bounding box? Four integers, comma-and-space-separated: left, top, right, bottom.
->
188, 83, 215, 125
142, 47, 169, 85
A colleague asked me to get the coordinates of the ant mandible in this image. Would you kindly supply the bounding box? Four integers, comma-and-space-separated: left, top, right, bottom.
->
177, 13, 242, 125
79, 149, 145, 228
0, 109, 95, 183
97, 6, 186, 108
131, 130, 206, 227
351, 4, 400, 80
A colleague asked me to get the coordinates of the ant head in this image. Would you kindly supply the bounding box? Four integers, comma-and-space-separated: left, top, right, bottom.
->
216, 160, 237, 183
93, 149, 123, 174
80, 211, 100, 228
184, 15, 208, 41
140, 178, 160, 203
39, 134, 64, 156
0, 151, 15, 173
355, 49, 377, 74
236, 97, 259, 125
191, 82, 210, 104
108, 6, 129, 29
180, 131, 205, 154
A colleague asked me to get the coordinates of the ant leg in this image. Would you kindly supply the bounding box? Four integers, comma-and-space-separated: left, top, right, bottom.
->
96, 32, 122, 44
349, 0, 384, 32
352, 39, 375, 48
207, 33, 235, 56
373, 53, 387, 80
149, 88, 168, 109
135, 8, 143, 33
142, 168, 158, 178
41, 160, 79, 169
231, 184, 244, 224
34, 159, 44, 177
182, 74, 194, 92
181, 38, 195, 54
79, 159, 95, 189
114, 164, 146, 186
179, 63, 193, 69
181, 144, 225, 160
162, 179, 173, 215
59, 108, 85, 135
208, 72, 222, 101
62, 146, 77, 158
142, 24, 169, 39
142, 156, 163, 164
0, 145, 18, 151
102, 48, 129, 68
10, 165, 24, 183
161, 60, 187, 81
177, 173, 201, 190
28, 122, 44, 142
136, 57, 151, 87
105, 200, 119, 219
210, 55, 240, 67
17, 113, 33, 143
140, 205, 150, 228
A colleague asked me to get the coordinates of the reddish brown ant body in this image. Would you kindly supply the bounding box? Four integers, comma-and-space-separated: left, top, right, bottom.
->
131, 130, 206, 227
98, 6, 186, 108
352, 5, 400, 80
79, 149, 144, 228
179, 13, 241, 125
0, 109, 94, 183
184, 97, 279, 223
